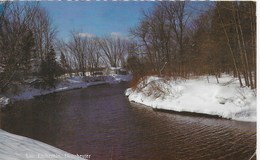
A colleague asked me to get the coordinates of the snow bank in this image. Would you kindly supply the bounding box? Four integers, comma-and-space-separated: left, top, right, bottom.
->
0, 129, 84, 160
0, 96, 10, 109
10, 77, 90, 100
8, 74, 132, 101
105, 74, 133, 84
125, 75, 256, 122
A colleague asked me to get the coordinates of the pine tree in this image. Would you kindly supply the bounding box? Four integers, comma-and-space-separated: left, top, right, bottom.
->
40, 45, 57, 88
60, 51, 68, 73
19, 30, 35, 79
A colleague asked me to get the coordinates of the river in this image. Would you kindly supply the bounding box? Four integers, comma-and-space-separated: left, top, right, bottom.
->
0, 83, 256, 160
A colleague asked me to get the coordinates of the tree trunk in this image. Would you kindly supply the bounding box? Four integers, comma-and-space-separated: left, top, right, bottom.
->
217, 7, 243, 87
232, 4, 249, 87
235, 3, 252, 88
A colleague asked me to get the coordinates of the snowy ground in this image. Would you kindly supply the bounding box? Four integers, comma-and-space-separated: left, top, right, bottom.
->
125, 75, 256, 122
0, 74, 132, 108
0, 129, 85, 160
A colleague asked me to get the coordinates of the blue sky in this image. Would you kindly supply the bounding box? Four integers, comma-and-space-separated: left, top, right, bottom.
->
1, 2, 208, 40
40, 2, 155, 40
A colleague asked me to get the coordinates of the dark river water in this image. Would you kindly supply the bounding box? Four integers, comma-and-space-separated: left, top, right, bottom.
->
0, 83, 256, 160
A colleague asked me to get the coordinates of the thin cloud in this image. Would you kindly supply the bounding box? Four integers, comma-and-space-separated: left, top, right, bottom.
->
110, 32, 122, 38
110, 32, 130, 40
78, 33, 95, 38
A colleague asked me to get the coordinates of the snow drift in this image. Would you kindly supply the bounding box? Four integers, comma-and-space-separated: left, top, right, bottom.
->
0, 129, 84, 160
125, 75, 256, 122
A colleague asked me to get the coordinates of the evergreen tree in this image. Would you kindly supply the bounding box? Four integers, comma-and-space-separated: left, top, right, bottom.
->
40, 45, 57, 88
19, 30, 35, 78
60, 51, 68, 73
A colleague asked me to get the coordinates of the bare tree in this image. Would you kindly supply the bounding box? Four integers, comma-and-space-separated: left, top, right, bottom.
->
130, 19, 158, 73
130, 9, 168, 75
67, 32, 88, 76
98, 35, 128, 68
31, 5, 57, 61
130, 2, 190, 76
160, 1, 190, 76
249, 2, 256, 88
55, 40, 74, 76
214, 1, 256, 88
85, 37, 102, 76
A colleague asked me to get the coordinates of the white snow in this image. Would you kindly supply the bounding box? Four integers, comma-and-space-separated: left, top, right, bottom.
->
6, 74, 132, 102
125, 75, 256, 122
106, 74, 133, 84
0, 129, 84, 160
0, 96, 10, 109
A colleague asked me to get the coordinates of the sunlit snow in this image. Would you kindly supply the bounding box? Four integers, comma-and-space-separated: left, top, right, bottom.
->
0, 129, 84, 160
125, 75, 256, 122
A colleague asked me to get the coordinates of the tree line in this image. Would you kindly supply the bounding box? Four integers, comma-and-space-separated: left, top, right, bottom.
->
0, 1, 256, 92
56, 33, 131, 77
0, 2, 131, 92
127, 1, 256, 89
0, 2, 58, 90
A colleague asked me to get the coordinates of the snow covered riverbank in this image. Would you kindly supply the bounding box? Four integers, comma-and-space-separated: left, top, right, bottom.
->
0, 74, 132, 108
125, 75, 256, 122
0, 129, 85, 160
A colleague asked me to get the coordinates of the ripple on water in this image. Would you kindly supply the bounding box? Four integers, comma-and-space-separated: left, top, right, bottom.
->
0, 84, 256, 160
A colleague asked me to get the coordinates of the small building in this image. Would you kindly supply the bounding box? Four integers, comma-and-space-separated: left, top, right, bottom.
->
107, 67, 128, 75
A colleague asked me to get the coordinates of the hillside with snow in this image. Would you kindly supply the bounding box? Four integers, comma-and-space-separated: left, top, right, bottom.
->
125, 75, 256, 122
